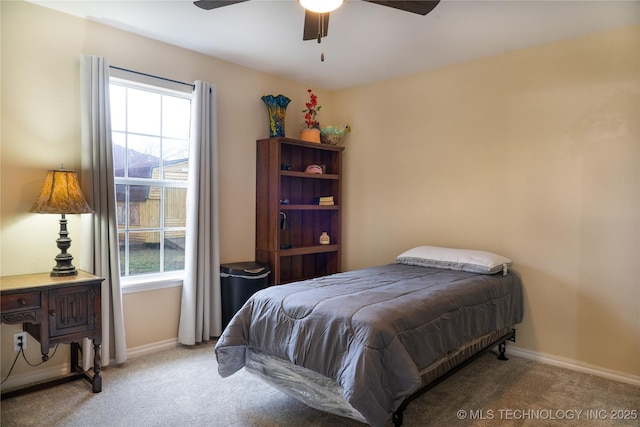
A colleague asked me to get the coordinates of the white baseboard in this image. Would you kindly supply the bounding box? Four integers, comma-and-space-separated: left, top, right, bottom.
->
507, 346, 640, 387
4, 339, 636, 393
123, 340, 639, 388
0, 364, 69, 393
124, 339, 639, 389
125, 338, 179, 360
1, 340, 179, 392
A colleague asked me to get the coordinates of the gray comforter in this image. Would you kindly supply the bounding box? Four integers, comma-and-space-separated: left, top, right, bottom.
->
215, 263, 524, 426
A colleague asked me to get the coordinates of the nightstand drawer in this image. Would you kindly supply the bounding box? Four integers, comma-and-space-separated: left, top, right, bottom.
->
1, 291, 41, 312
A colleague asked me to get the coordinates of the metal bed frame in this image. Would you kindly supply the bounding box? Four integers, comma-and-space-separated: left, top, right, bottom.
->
392, 329, 517, 426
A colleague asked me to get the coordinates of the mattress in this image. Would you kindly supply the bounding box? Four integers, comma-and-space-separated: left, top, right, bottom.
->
244, 327, 513, 424
215, 263, 524, 427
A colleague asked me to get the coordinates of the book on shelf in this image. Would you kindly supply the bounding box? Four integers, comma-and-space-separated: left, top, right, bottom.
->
313, 196, 334, 205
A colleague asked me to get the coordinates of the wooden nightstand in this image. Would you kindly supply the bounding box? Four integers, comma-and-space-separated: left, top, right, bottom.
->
0, 270, 104, 399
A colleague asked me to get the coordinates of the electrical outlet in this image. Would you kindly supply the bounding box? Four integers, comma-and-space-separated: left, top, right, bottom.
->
13, 331, 27, 352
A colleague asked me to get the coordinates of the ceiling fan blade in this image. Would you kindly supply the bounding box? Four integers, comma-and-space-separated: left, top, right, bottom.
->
362, 0, 440, 15
303, 10, 330, 41
194, 0, 249, 11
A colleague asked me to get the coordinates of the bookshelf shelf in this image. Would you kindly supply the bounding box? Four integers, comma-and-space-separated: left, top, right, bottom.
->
281, 170, 339, 180
280, 204, 339, 211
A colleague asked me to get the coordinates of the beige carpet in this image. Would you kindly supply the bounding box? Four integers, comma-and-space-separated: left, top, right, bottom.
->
1, 341, 638, 426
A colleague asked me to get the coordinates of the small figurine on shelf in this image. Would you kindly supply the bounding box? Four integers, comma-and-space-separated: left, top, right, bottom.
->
305, 164, 323, 174
319, 231, 330, 245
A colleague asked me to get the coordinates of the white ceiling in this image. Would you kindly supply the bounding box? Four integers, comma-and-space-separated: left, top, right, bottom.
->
29, 0, 640, 90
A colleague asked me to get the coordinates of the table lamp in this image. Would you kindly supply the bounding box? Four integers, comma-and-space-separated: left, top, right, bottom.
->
30, 168, 93, 276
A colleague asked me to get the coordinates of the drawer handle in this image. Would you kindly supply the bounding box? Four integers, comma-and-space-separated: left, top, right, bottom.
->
18, 298, 27, 306
49, 310, 56, 317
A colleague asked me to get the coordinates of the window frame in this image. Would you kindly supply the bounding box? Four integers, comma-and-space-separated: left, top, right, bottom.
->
109, 75, 192, 292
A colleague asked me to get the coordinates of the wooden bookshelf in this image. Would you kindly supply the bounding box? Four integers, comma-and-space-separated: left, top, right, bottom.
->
255, 137, 344, 285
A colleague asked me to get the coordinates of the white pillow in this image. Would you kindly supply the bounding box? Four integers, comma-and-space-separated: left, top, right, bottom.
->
396, 245, 512, 275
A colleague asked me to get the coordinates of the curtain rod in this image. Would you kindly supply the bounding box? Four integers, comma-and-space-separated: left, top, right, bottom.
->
109, 65, 194, 89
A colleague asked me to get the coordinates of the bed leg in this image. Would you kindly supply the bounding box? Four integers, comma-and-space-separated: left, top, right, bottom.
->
392, 409, 404, 426
497, 341, 509, 361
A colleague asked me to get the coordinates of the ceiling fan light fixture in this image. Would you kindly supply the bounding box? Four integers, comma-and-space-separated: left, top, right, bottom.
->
299, 0, 344, 13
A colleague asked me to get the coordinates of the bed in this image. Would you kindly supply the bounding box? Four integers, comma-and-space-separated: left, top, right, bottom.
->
215, 246, 524, 426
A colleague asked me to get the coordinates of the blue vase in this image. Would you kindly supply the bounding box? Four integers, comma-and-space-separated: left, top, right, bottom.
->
261, 94, 291, 137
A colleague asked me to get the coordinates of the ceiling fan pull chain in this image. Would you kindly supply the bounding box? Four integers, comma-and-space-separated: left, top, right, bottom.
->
317, 13, 324, 61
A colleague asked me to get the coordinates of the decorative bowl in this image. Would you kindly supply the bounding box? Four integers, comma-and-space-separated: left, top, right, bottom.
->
320, 125, 351, 145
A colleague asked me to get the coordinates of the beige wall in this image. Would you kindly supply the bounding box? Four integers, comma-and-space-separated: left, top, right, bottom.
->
0, 1, 325, 379
335, 24, 639, 378
1, 1, 638, 384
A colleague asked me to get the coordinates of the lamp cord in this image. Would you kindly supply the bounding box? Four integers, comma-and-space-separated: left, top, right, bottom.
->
0, 350, 21, 385
23, 344, 60, 367
0, 344, 60, 385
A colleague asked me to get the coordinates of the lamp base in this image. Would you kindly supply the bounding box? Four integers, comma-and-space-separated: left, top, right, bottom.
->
51, 269, 78, 277
51, 252, 78, 276
50, 214, 78, 277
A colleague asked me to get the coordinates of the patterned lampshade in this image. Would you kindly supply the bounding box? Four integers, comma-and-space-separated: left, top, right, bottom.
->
30, 169, 93, 214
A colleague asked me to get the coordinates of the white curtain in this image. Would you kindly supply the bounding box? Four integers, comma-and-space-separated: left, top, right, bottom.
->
178, 81, 221, 344
79, 54, 127, 366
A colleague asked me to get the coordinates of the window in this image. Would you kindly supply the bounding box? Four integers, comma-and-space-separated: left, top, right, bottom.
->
110, 78, 191, 279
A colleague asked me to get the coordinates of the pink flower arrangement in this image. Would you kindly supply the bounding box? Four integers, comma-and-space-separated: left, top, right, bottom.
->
302, 89, 321, 129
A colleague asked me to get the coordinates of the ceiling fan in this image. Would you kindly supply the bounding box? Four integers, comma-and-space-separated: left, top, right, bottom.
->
193, 0, 440, 42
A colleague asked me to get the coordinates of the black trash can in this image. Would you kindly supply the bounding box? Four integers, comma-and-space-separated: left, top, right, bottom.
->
220, 261, 270, 329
